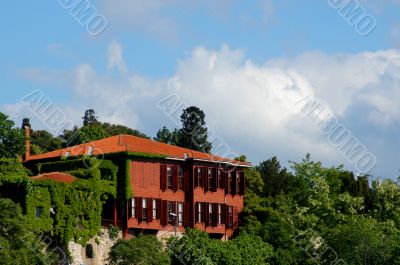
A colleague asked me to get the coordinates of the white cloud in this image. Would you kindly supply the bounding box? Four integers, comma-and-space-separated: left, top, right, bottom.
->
108, 40, 127, 74
9, 41, 400, 177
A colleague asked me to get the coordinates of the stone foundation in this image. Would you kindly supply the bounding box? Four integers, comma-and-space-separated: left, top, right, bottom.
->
68, 228, 122, 265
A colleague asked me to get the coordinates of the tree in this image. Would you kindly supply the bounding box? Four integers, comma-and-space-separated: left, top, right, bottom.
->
0, 112, 25, 158
30, 130, 62, 155
82, 109, 99, 126
154, 127, 178, 145
177, 106, 212, 153
0, 198, 57, 265
101, 123, 149, 139
108, 235, 170, 265
256, 156, 295, 197
168, 228, 273, 265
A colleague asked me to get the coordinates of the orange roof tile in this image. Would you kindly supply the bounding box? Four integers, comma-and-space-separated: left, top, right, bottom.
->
31, 172, 76, 183
27, 134, 251, 167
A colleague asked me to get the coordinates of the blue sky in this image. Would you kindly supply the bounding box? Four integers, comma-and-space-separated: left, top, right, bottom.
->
1, 0, 400, 179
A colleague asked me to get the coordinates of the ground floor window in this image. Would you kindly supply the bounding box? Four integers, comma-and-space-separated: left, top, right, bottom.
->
196, 202, 202, 223
178, 202, 183, 226
131, 198, 135, 218
218, 204, 222, 224
142, 198, 148, 222
168, 201, 174, 225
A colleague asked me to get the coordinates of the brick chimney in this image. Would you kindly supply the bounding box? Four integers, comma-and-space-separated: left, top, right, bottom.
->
24, 126, 30, 161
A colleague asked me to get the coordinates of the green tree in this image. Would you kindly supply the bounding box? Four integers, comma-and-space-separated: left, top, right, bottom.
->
108, 235, 170, 265
154, 127, 178, 145
82, 109, 99, 126
0, 198, 57, 265
101, 123, 149, 139
30, 130, 62, 155
256, 156, 295, 197
177, 106, 212, 153
168, 229, 273, 265
0, 112, 25, 158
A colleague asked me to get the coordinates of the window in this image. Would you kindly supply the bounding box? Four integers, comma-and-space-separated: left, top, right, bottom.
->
167, 166, 173, 189
35, 206, 42, 219
178, 202, 183, 226
142, 199, 148, 222
208, 169, 213, 191
227, 174, 232, 194
87, 145, 94, 156
208, 204, 213, 224
86, 244, 94, 258
153, 199, 157, 219
178, 166, 184, 189
196, 202, 202, 223
218, 170, 223, 189
228, 206, 233, 228
65, 151, 70, 158
168, 201, 174, 225
196, 167, 202, 187
131, 198, 135, 218
236, 173, 240, 195
218, 204, 222, 224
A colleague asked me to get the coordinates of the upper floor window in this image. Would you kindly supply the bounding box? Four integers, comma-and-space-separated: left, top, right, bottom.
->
227, 174, 232, 194
208, 169, 213, 191
218, 170, 223, 189
195, 167, 202, 187
167, 166, 173, 189
236, 173, 240, 195
87, 145, 94, 156
178, 166, 184, 189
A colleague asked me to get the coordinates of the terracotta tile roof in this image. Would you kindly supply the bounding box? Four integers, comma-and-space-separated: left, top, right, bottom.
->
31, 172, 76, 183
27, 134, 251, 166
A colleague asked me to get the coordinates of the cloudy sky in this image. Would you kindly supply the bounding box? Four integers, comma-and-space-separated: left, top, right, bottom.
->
1, 0, 400, 179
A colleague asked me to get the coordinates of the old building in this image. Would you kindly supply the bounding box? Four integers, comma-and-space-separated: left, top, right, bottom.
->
24, 131, 250, 239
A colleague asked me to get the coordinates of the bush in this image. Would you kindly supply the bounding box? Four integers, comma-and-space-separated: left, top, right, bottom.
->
108, 235, 170, 265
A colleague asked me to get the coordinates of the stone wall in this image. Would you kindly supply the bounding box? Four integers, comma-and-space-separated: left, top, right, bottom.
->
68, 228, 122, 265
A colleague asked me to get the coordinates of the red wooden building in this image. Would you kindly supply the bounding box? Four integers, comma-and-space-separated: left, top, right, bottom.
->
24, 134, 250, 239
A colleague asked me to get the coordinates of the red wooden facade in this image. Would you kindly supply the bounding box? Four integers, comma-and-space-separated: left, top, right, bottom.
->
125, 158, 246, 238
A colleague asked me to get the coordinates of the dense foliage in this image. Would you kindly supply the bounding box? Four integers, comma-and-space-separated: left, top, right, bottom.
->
242, 154, 400, 265
0, 198, 58, 265
0, 112, 25, 157
168, 229, 273, 265
30, 130, 62, 155
108, 235, 171, 265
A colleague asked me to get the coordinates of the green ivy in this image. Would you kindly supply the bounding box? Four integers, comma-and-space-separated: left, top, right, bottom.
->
26, 178, 116, 245
0, 158, 29, 184
116, 158, 132, 200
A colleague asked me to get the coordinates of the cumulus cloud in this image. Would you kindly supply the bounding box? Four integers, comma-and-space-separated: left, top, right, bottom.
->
9, 40, 400, 177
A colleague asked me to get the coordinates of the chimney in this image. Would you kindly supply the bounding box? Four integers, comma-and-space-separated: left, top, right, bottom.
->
22, 118, 31, 161
24, 126, 31, 161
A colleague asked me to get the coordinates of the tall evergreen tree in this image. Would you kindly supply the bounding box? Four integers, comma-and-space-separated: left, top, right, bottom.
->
177, 106, 212, 153
82, 109, 99, 126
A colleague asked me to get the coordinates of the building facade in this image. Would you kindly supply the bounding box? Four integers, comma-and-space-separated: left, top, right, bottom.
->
24, 133, 250, 239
